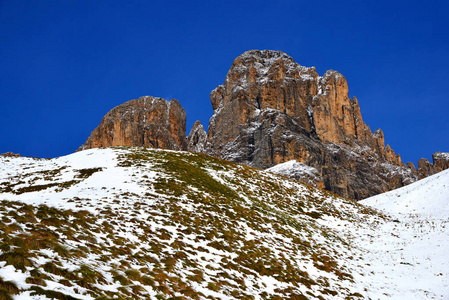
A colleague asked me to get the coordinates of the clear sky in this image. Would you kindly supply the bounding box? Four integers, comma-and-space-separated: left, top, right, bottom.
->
1, 0, 448, 166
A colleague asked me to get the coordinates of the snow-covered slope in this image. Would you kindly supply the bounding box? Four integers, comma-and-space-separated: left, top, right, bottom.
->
362, 168, 449, 218
0, 147, 447, 299
360, 169, 449, 299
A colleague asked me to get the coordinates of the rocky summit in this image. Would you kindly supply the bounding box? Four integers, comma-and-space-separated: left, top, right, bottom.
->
78, 50, 448, 200
202, 50, 446, 199
79, 96, 187, 151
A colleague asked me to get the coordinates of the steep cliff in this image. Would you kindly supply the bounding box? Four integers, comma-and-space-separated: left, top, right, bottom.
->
204, 50, 412, 199
79, 96, 187, 151
76, 50, 448, 200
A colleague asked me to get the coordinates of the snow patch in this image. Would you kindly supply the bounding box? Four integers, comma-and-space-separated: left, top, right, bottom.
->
265, 160, 320, 186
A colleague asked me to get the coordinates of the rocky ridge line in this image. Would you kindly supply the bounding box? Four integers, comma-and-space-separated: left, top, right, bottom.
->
200, 50, 446, 199
78, 50, 448, 200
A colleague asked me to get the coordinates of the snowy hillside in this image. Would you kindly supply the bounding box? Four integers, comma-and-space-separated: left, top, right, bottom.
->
0, 147, 447, 299
362, 168, 449, 218
361, 169, 449, 299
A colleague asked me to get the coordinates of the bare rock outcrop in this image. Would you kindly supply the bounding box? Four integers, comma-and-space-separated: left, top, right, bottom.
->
417, 158, 436, 180
76, 50, 447, 200
204, 50, 412, 199
432, 152, 449, 173
0, 152, 21, 157
415, 152, 449, 179
187, 121, 207, 153
79, 96, 187, 151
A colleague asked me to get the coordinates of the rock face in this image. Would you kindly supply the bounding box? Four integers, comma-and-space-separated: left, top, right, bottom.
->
204, 50, 412, 200
77, 50, 448, 200
417, 158, 436, 180
415, 152, 449, 179
0, 152, 21, 158
187, 121, 207, 153
79, 96, 187, 151
432, 152, 449, 174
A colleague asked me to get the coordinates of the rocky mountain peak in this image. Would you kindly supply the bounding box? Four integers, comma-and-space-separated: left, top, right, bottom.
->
205, 50, 411, 199
240, 49, 295, 60
230, 50, 302, 82
78, 96, 187, 151
210, 50, 318, 111
76, 50, 447, 200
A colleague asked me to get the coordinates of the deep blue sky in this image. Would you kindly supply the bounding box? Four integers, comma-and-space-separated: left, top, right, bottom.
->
1, 1, 448, 165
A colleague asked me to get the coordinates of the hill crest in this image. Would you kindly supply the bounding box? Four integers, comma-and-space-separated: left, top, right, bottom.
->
0, 147, 447, 299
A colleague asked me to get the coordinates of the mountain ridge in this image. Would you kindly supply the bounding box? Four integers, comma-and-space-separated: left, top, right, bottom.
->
77, 50, 448, 200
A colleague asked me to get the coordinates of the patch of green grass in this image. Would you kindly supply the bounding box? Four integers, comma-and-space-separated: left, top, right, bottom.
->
53, 245, 71, 257
78, 264, 104, 284
158, 153, 240, 201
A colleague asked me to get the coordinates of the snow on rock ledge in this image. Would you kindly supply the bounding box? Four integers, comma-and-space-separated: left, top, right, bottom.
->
265, 160, 324, 188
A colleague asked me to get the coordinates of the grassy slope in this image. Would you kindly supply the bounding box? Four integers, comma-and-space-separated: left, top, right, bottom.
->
0, 147, 384, 299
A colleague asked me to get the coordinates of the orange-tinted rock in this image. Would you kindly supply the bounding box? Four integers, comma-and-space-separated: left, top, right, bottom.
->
205, 50, 413, 199
313, 70, 356, 145
417, 158, 436, 180
433, 152, 449, 173
76, 50, 447, 200
0, 152, 21, 157
79, 96, 187, 151
414, 153, 449, 179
